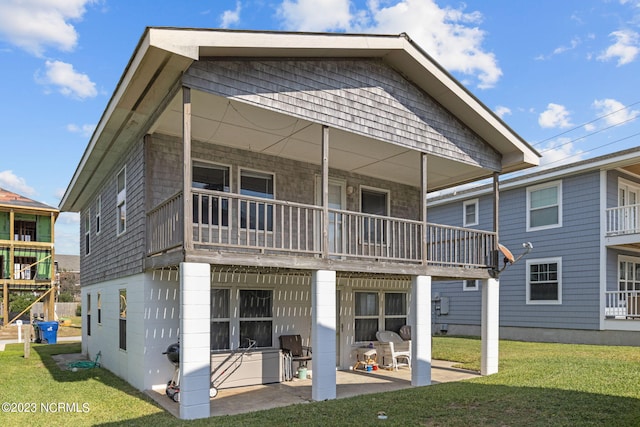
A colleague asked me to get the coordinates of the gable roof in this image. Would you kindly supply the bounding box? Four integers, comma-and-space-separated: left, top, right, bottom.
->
0, 188, 59, 214
60, 27, 540, 212
428, 145, 640, 205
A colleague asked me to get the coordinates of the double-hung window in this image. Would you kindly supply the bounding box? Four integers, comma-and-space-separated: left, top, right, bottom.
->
116, 167, 127, 235
95, 195, 101, 234
119, 289, 127, 350
527, 181, 562, 231
384, 292, 408, 332
239, 289, 273, 347
354, 291, 408, 342
527, 258, 562, 304
192, 161, 230, 227
361, 187, 389, 244
463, 199, 479, 226
87, 293, 91, 337
211, 288, 231, 350
84, 211, 90, 255
240, 170, 274, 231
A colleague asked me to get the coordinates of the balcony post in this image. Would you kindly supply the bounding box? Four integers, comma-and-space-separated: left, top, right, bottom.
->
182, 86, 193, 251
492, 172, 500, 266
321, 125, 329, 259
421, 153, 427, 264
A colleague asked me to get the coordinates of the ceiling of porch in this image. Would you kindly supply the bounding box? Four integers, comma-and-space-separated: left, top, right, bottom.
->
151, 89, 491, 191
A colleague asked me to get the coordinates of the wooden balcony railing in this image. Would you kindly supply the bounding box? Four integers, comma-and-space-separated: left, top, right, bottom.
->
606, 204, 640, 236
146, 190, 497, 269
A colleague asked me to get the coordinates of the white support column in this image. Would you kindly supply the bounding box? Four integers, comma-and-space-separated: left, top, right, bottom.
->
481, 278, 500, 376
179, 262, 211, 420
311, 270, 336, 401
411, 275, 432, 386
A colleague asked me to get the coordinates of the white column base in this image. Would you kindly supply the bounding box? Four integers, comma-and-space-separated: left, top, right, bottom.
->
411, 275, 432, 386
311, 270, 336, 401
179, 262, 211, 420
481, 278, 500, 376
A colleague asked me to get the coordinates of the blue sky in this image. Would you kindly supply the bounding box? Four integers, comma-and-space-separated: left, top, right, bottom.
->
1, 0, 639, 255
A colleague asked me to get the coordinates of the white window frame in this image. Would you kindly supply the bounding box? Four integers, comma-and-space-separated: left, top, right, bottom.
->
526, 257, 562, 304
193, 160, 232, 228
354, 290, 408, 343
463, 279, 479, 291
463, 199, 479, 227
526, 180, 562, 232
360, 186, 390, 245
239, 168, 275, 232
84, 209, 91, 256
95, 195, 101, 235
211, 288, 231, 351
238, 288, 273, 348
116, 167, 127, 236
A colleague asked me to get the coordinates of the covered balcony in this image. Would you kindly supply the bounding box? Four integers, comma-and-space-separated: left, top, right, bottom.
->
146, 187, 497, 277
606, 204, 640, 247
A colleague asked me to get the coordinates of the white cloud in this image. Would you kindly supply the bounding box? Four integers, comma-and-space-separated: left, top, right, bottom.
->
597, 29, 640, 66
55, 212, 80, 255
0, 170, 36, 196
220, 1, 242, 28
38, 60, 97, 99
494, 106, 511, 119
67, 123, 96, 137
0, 0, 94, 57
278, 0, 352, 31
538, 137, 585, 168
592, 98, 640, 126
276, 0, 502, 89
538, 103, 572, 129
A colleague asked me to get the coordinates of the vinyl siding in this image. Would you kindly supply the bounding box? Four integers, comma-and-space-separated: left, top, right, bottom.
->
430, 171, 603, 330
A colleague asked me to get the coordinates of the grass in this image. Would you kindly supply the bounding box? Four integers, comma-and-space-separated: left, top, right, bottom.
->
1, 337, 640, 426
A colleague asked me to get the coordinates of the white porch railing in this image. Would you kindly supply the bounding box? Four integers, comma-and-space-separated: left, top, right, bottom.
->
606, 204, 640, 236
605, 290, 640, 318
146, 189, 498, 269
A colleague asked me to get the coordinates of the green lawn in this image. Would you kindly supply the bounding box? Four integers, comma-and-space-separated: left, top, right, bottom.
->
2, 337, 640, 426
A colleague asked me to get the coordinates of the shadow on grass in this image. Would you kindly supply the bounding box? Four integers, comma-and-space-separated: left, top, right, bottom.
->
19, 343, 640, 426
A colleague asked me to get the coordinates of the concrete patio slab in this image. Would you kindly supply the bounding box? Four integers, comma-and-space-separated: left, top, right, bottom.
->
146, 360, 480, 418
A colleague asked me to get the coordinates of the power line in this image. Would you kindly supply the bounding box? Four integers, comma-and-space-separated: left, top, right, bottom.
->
532, 100, 640, 147
539, 115, 638, 154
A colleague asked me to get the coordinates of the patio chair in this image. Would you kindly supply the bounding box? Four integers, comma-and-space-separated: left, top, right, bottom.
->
279, 335, 312, 380
375, 330, 411, 370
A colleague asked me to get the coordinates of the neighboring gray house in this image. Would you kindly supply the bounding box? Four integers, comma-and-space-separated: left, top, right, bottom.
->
59, 28, 539, 420
429, 147, 640, 346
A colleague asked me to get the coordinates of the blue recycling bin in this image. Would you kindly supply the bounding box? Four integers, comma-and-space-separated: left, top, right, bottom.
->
39, 321, 59, 344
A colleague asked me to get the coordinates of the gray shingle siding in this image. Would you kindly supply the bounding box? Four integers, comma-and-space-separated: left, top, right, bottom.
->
147, 133, 422, 220
183, 59, 501, 171
431, 171, 603, 331
80, 139, 146, 286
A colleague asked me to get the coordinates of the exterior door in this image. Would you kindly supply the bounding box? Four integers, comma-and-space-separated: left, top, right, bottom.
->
315, 177, 346, 255
619, 182, 640, 232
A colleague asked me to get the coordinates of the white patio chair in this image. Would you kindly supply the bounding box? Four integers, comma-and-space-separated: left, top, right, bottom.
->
375, 330, 411, 370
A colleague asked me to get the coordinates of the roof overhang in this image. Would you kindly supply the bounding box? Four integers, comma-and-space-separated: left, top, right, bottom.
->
60, 27, 539, 212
